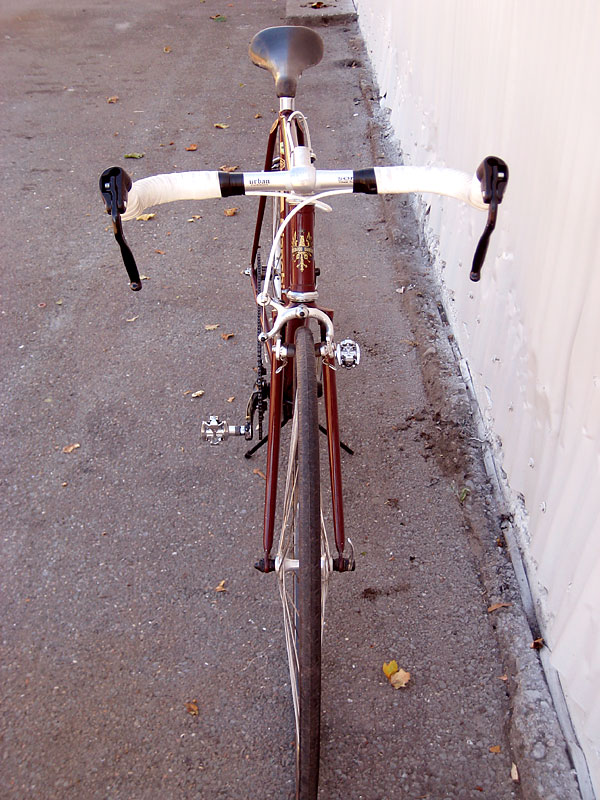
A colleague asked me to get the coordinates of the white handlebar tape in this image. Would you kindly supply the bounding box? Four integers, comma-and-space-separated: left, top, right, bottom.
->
373, 166, 487, 210
122, 171, 222, 220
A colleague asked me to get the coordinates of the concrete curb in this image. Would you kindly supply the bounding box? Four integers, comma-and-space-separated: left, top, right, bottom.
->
286, 0, 357, 25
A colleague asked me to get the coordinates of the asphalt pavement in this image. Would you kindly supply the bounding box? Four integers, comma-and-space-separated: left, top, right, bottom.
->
0, 1, 584, 798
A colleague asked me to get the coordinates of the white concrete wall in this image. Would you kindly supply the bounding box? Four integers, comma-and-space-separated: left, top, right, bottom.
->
355, 0, 600, 793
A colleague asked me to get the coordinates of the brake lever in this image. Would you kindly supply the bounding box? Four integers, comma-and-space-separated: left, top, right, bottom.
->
470, 156, 509, 282
99, 167, 142, 291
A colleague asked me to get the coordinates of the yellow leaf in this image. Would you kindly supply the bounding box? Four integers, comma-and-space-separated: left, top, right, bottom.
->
124, 152, 145, 159
220, 164, 239, 172
185, 700, 199, 716
204, 324, 219, 331
107, 95, 119, 104
254, 113, 262, 119
389, 669, 411, 689
215, 580, 227, 592
136, 213, 156, 221
487, 602, 512, 613
185, 143, 198, 151
224, 207, 238, 216
253, 469, 267, 480
214, 122, 230, 129
126, 316, 139, 323
382, 660, 399, 679
226, 396, 235, 403
489, 745, 501, 754
191, 390, 205, 398
62, 443, 80, 454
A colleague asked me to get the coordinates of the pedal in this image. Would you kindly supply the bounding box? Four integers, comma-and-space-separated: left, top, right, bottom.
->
335, 339, 361, 369
201, 415, 249, 446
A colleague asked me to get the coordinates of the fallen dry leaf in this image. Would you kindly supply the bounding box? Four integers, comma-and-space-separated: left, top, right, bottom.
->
155, 249, 166, 255
185, 700, 199, 716
489, 745, 501, 754
382, 660, 398, 679
220, 164, 239, 172
531, 637, 545, 650
226, 396, 235, 403
487, 602, 512, 613
136, 213, 156, 221
126, 316, 139, 323
205, 323, 219, 331
511, 762, 519, 782
224, 207, 238, 216
253, 469, 267, 480
214, 122, 230, 129
62, 443, 80, 454
124, 152, 145, 159
221, 333, 235, 341
215, 580, 227, 592
163, 45, 172, 53
107, 96, 119, 104
187, 215, 202, 222
185, 143, 198, 151
254, 113, 262, 119
191, 390, 205, 398
210, 14, 227, 21
389, 669, 411, 689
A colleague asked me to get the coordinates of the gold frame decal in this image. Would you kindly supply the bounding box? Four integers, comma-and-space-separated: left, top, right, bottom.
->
291, 231, 313, 273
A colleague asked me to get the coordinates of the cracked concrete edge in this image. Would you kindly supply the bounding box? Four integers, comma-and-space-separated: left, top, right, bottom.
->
456, 356, 595, 800
354, 68, 592, 800
432, 287, 588, 800
285, 0, 357, 25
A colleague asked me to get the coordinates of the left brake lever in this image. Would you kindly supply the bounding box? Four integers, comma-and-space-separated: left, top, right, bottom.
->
470, 156, 509, 282
99, 166, 142, 291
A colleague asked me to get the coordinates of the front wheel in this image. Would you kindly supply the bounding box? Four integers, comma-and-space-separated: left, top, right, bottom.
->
277, 325, 330, 799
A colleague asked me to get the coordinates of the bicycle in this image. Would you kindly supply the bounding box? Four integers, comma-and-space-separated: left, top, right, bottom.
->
99, 24, 508, 800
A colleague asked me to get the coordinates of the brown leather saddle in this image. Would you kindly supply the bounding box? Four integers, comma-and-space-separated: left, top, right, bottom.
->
249, 26, 324, 98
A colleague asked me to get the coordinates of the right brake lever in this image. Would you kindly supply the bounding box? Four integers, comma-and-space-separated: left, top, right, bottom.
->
99, 166, 142, 291
470, 156, 509, 282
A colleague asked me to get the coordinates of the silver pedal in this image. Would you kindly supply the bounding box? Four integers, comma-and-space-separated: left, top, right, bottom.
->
335, 339, 361, 369
201, 415, 248, 446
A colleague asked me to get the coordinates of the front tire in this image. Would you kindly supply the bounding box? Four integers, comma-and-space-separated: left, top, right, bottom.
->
277, 326, 323, 799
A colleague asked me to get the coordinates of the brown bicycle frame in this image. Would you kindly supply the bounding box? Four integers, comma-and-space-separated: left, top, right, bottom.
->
250, 111, 347, 571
